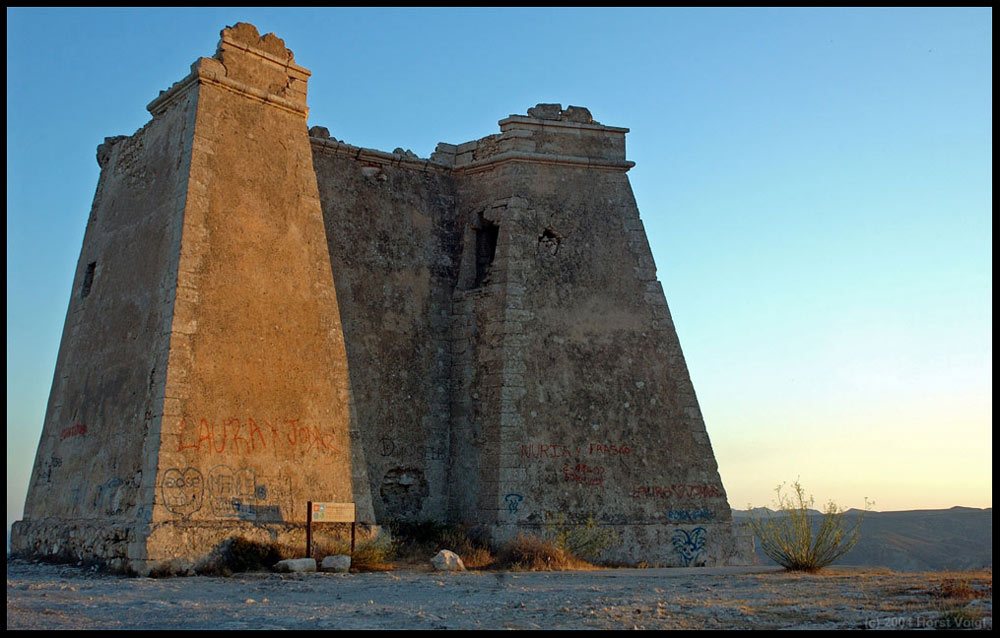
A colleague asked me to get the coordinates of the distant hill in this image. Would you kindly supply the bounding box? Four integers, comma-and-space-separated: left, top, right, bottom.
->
733, 506, 992, 572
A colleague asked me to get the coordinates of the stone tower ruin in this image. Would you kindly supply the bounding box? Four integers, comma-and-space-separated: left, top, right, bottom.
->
12, 23, 747, 574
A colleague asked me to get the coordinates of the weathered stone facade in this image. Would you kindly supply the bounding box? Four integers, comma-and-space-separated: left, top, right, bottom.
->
12, 23, 748, 574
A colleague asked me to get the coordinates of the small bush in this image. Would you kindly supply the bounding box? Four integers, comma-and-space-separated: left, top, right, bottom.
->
389, 520, 495, 569
746, 480, 867, 572
459, 546, 496, 570
545, 513, 619, 563
936, 577, 990, 601
496, 532, 589, 571
321, 537, 396, 572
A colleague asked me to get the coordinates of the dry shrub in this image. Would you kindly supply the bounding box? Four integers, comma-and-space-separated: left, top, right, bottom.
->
390, 520, 495, 569
321, 538, 396, 572
439, 523, 496, 568
460, 546, 496, 570
389, 517, 616, 571
545, 513, 619, 563
350, 540, 396, 571
496, 532, 594, 571
747, 480, 867, 572
936, 577, 991, 601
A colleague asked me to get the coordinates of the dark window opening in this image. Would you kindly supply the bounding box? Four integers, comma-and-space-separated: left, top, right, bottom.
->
474, 220, 499, 287
81, 262, 96, 299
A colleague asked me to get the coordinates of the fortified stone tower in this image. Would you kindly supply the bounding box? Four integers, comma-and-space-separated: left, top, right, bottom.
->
13, 23, 747, 573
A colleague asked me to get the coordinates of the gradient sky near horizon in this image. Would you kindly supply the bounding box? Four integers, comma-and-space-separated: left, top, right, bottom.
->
6, 7, 992, 535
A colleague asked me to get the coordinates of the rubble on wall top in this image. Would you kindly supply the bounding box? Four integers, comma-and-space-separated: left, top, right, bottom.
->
309, 125, 334, 141
218, 22, 295, 64
525, 103, 598, 125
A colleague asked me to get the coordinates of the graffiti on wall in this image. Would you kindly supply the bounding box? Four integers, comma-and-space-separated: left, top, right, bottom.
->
175, 417, 342, 456
66, 476, 139, 516
159, 465, 291, 521
561, 462, 605, 487
504, 493, 524, 514
666, 508, 714, 523
161, 467, 204, 517
59, 423, 88, 441
520, 442, 633, 461
378, 436, 446, 461
207, 465, 289, 521
36, 456, 62, 484
521, 441, 634, 489
671, 527, 707, 566
631, 484, 723, 499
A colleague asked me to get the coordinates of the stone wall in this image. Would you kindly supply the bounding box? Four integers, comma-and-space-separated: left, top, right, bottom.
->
310, 133, 460, 523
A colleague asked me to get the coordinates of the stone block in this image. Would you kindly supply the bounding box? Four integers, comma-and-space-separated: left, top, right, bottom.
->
431, 549, 466, 571
320, 554, 352, 572
273, 558, 317, 573
527, 103, 562, 120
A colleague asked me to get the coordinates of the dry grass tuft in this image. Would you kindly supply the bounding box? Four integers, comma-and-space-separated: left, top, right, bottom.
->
460, 546, 497, 570
495, 532, 596, 571
388, 520, 496, 569
319, 538, 396, 572
935, 576, 992, 601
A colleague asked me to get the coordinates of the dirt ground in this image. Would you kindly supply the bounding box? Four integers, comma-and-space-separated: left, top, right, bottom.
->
6, 559, 992, 630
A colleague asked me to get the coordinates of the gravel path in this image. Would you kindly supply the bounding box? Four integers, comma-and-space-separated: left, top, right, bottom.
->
7, 559, 992, 630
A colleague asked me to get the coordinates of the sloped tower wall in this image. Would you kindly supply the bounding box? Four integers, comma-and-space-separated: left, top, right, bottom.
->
444, 108, 741, 566
11, 80, 200, 572
12, 24, 374, 575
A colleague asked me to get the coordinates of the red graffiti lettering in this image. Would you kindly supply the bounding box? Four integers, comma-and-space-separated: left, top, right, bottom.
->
264, 419, 279, 450
588, 442, 632, 456
248, 417, 267, 451
285, 419, 300, 446
630, 484, 724, 499
59, 423, 88, 441
175, 416, 339, 456
229, 418, 252, 454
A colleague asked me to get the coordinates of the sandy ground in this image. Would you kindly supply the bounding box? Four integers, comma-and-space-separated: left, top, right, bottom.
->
6, 559, 992, 630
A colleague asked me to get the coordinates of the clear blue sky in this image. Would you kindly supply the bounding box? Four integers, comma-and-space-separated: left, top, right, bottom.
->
6, 8, 992, 535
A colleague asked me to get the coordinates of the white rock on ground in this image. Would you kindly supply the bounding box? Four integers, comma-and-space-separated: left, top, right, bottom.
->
431, 550, 465, 571
321, 555, 352, 573
273, 558, 317, 573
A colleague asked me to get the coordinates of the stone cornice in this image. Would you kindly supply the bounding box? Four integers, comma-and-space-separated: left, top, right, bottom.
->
498, 115, 630, 135
309, 136, 634, 175
454, 150, 634, 174
148, 58, 309, 119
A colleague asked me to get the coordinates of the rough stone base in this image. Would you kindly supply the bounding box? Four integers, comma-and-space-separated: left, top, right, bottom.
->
10, 518, 145, 574
487, 521, 755, 567
11, 518, 385, 576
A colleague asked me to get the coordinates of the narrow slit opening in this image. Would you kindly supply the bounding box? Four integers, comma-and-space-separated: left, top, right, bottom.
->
81, 262, 96, 299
